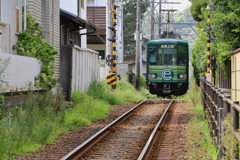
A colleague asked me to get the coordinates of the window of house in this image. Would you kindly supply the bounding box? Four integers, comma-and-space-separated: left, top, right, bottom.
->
60, 25, 65, 45
81, 0, 84, 9
15, 0, 20, 32
42, 0, 47, 29
87, 0, 94, 6
0, 0, 1, 22
0, 0, 11, 24
78, 0, 84, 10
15, 0, 18, 7
96, 50, 105, 59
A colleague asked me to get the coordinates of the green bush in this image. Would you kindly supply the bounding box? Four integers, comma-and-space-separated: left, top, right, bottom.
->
86, 81, 125, 105
0, 89, 67, 159
66, 91, 111, 130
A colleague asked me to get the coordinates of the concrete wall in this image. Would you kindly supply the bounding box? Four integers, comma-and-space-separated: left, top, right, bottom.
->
0, 53, 41, 92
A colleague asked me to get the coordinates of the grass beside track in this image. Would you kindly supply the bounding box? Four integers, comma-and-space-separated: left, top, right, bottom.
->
0, 76, 153, 159
0, 76, 224, 160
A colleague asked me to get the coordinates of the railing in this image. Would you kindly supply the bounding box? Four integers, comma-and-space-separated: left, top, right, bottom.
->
87, 7, 106, 31
200, 76, 240, 157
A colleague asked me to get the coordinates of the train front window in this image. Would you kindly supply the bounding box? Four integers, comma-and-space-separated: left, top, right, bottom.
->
177, 45, 187, 66
148, 45, 158, 65
157, 44, 177, 65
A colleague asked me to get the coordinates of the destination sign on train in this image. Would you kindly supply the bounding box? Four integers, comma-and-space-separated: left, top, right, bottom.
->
160, 44, 176, 49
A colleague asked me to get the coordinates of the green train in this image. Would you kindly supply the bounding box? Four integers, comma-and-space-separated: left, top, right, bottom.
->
146, 38, 189, 96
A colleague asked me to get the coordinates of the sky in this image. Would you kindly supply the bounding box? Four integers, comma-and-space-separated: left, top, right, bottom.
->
60, 0, 192, 15
60, 0, 77, 15
162, 0, 192, 12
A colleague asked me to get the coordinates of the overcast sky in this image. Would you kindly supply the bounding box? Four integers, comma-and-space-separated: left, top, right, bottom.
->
163, 0, 192, 12
59, 0, 192, 15
60, 0, 77, 14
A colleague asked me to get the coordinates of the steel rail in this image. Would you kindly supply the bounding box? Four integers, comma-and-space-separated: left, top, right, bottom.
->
138, 99, 174, 160
61, 100, 147, 160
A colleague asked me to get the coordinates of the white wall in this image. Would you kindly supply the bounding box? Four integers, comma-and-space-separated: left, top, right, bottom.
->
71, 45, 100, 92
96, 0, 106, 6
0, 53, 41, 92
87, 0, 106, 6
78, 0, 87, 48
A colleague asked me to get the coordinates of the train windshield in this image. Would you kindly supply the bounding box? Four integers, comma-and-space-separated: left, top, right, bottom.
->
148, 44, 187, 66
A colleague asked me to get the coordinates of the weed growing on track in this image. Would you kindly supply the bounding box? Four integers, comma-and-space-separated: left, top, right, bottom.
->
0, 77, 150, 159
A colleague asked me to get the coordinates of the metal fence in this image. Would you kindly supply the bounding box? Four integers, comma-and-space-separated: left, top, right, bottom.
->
200, 76, 240, 157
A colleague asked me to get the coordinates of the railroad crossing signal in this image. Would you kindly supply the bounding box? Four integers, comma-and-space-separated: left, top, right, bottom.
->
106, 73, 121, 89
106, 55, 112, 66
106, 3, 120, 89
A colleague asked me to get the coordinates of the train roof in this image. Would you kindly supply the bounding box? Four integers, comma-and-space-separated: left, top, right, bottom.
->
147, 38, 188, 45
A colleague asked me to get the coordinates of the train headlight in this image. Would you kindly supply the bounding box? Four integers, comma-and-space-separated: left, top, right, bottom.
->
148, 74, 157, 79
178, 74, 186, 79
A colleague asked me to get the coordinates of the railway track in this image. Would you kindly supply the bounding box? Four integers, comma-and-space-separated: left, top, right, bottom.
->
57, 99, 181, 160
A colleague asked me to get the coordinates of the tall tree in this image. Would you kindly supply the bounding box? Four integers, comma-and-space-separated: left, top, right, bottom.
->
190, 0, 240, 84
123, 0, 149, 60
190, 0, 208, 22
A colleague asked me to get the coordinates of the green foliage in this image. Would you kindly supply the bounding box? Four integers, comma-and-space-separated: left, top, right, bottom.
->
0, 89, 67, 159
65, 91, 110, 130
223, 114, 239, 159
86, 81, 125, 105
182, 78, 201, 106
123, 0, 149, 60
182, 78, 218, 159
0, 77, 149, 158
190, 0, 240, 82
13, 11, 58, 90
0, 58, 10, 120
86, 77, 148, 105
190, 0, 208, 22
185, 104, 218, 159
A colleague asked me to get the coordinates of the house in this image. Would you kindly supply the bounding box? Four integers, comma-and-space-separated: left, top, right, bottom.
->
26, 0, 60, 78
0, 0, 41, 105
87, 0, 125, 79
59, 7, 99, 101
0, 0, 102, 104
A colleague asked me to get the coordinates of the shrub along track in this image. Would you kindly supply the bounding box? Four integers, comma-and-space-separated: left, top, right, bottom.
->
17, 101, 194, 160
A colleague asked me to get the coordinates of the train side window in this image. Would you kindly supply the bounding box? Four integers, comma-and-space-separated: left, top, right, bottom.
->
177, 45, 187, 66
149, 45, 157, 65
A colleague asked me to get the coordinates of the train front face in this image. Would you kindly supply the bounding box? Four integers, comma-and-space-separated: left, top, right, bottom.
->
146, 39, 189, 96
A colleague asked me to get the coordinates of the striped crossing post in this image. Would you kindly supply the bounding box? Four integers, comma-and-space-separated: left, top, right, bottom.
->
206, 5, 212, 82
106, 3, 121, 89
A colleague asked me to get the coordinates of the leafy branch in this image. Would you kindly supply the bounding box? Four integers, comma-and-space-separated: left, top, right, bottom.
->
13, 11, 58, 90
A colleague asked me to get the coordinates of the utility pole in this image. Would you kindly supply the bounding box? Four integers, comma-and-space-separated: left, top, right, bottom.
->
135, 0, 140, 89
158, 1, 161, 36
150, 0, 155, 40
